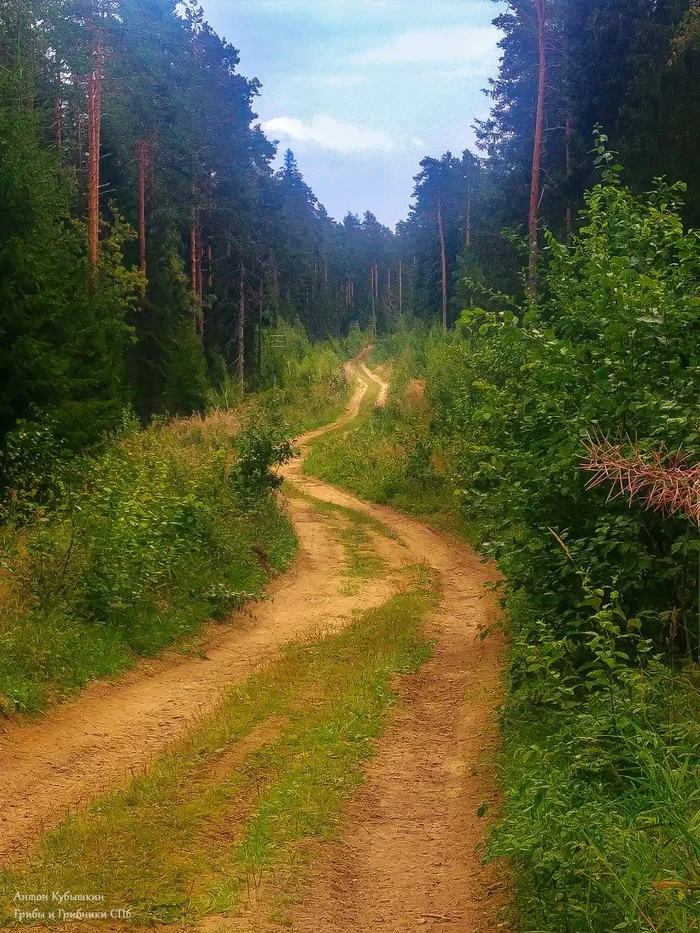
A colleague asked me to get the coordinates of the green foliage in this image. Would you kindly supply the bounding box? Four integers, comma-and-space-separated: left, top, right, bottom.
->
304, 331, 463, 530
421, 167, 700, 931
0, 417, 297, 713
231, 414, 296, 498
244, 323, 351, 436
491, 587, 700, 932
0, 99, 132, 455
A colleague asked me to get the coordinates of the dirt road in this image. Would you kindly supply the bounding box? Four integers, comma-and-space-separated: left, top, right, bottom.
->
0, 359, 507, 931
281, 386, 508, 933
0, 371, 391, 865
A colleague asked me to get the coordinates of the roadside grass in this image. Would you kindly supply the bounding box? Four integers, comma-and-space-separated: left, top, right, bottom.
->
0, 419, 297, 717
490, 644, 700, 932
283, 484, 401, 544
354, 332, 700, 932
0, 564, 440, 928
303, 353, 471, 539
206, 323, 358, 439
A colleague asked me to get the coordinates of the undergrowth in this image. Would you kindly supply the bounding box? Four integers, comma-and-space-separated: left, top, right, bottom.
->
207, 321, 357, 437
303, 330, 468, 534
0, 413, 297, 715
304, 162, 700, 930
0, 564, 439, 927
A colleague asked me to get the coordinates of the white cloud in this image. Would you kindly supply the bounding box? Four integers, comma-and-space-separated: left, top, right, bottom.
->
319, 73, 369, 89
263, 114, 394, 153
350, 25, 499, 68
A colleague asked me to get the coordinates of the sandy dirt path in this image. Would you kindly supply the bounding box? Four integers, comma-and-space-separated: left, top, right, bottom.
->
0, 357, 508, 933
0, 370, 394, 866
277, 414, 508, 933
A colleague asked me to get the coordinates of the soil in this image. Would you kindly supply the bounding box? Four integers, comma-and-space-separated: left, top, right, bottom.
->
0, 358, 509, 932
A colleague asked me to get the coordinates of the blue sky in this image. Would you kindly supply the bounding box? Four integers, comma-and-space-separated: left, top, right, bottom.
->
198, 0, 503, 228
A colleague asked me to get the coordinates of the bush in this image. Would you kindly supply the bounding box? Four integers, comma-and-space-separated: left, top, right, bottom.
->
0, 416, 297, 713
422, 153, 700, 931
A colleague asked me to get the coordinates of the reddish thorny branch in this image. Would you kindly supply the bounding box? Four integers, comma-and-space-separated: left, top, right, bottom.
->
580, 436, 700, 524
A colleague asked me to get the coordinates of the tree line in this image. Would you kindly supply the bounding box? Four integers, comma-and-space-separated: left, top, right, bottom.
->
2, 0, 699, 458
403, 0, 700, 325
0, 0, 404, 457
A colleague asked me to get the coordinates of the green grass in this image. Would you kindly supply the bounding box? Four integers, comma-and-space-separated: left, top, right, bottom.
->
283, 483, 402, 543
489, 643, 700, 932
0, 564, 440, 927
0, 420, 297, 716
302, 355, 471, 539
333, 334, 700, 933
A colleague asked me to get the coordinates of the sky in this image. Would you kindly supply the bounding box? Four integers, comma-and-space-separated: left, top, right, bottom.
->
197, 0, 504, 229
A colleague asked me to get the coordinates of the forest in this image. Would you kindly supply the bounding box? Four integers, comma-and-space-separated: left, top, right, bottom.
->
1, 0, 700, 931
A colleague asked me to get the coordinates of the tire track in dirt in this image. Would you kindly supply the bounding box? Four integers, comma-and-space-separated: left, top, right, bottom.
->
0, 356, 509, 933
0, 371, 397, 866
282, 476, 509, 933
270, 398, 509, 933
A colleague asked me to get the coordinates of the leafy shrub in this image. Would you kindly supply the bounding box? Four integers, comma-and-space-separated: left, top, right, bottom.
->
0, 417, 297, 713
231, 415, 297, 498
422, 152, 700, 931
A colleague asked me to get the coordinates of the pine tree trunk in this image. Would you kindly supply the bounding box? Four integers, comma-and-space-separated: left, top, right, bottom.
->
398, 260, 403, 326
370, 264, 376, 335
190, 208, 198, 328
137, 141, 148, 297
257, 268, 264, 382
74, 75, 83, 170
437, 190, 447, 332
528, 0, 547, 300
237, 263, 245, 393
54, 94, 62, 151
565, 112, 572, 241
86, 32, 104, 268
466, 173, 472, 247
196, 223, 203, 306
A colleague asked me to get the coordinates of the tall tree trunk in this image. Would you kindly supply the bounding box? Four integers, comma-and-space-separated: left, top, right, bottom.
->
54, 92, 62, 151
137, 140, 149, 297
196, 223, 203, 306
437, 190, 447, 332
74, 75, 83, 170
398, 260, 403, 326
465, 172, 472, 247
208, 243, 212, 289
370, 264, 376, 335
257, 267, 264, 382
86, 32, 104, 267
565, 112, 572, 241
190, 207, 198, 318
528, 0, 547, 300
237, 263, 245, 393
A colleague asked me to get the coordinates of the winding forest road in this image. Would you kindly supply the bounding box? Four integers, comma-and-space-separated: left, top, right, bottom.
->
0, 360, 507, 931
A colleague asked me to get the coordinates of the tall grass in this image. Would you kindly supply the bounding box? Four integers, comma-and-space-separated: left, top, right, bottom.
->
0, 415, 297, 715
303, 329, 467, 532
207, 322, 354, 436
